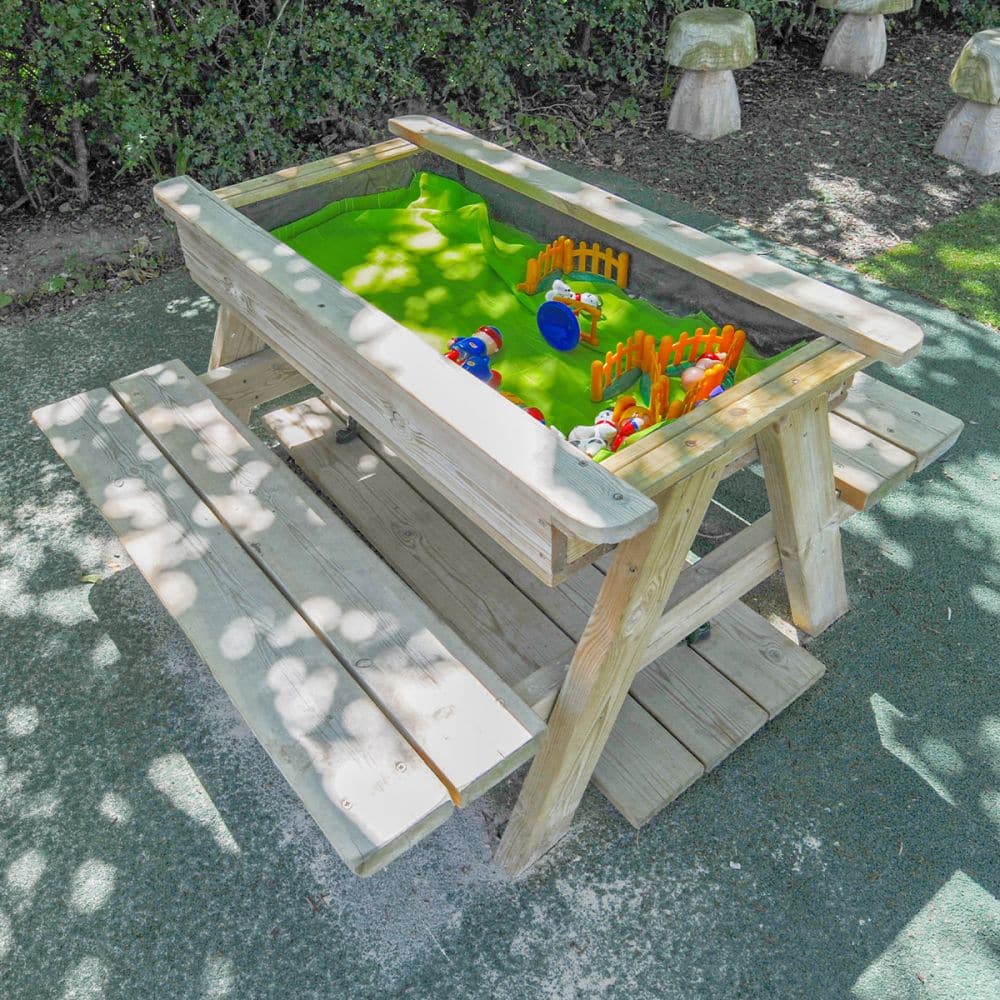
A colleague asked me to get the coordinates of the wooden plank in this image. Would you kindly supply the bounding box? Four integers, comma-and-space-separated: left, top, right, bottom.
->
596, 697, 703, 828
154, 176, 658, 563
608, 342, 868, 502
209, 304, 263, 372
829, 411, 916, 511
831, 371, 963, 472
114, 361, 543, 806
496, 458, 726, 876
757, 394, 849, 635
630, 645, 768, 770
214, 137, 419, 209
642, 514, 780, 666
268, 397, 697, 828
694, 600, 825, 719
198, 347, 310, 419
32, 388, 452, 877
389, 116, 924, 366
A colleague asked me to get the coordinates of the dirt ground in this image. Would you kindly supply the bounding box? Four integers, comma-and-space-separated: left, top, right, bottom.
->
1, 28, 996, 325
581, 30, 1000, 262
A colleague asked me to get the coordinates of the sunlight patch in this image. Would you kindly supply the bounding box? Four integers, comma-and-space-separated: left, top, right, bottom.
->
852, 870, 1000, 998
6, 705, 39, 737
7, 848, 46, 899
870, 693, 957, 807
148, 753, 240, 854
61, 955, 108, 999
68, 858, 116, 913
99, 791, 132, 824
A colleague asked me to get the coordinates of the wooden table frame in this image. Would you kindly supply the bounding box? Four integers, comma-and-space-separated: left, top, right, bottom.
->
155, 118, 923, 875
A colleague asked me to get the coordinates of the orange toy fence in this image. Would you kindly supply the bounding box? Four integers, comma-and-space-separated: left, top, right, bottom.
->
590, 325, 746, 425
516, 236, 630, 295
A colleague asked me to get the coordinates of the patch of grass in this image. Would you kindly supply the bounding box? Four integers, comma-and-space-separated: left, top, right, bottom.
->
857, 200, 1000, 330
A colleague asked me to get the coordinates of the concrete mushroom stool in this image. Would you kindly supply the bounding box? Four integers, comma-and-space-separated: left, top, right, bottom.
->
934, 29, 1000, 176
664, 8, 757, 142
817, 0, 913, 78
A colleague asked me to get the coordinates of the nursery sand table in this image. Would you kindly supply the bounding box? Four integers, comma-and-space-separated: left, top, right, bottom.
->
33, 117, 962, 879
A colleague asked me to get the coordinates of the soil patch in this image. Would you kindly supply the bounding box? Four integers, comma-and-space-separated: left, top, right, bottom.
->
2, 28, 996, 327
578, 29, 999, 262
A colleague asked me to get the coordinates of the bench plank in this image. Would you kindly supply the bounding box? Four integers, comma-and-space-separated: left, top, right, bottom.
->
630, 645, 768, 770
693, 600, 825, 718
113, 361, 543, 807
829, 411, 917, 510
831, 371, 964, 472
32, 388, 452, 876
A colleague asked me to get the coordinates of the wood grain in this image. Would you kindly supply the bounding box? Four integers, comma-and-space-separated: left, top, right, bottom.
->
757, 394, 849, 635
496, 457, 725, 876
33, 388, 452, 877
114, 361, 543, 806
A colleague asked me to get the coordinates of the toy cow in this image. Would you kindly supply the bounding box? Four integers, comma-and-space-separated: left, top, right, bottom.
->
546, 278, 603, 310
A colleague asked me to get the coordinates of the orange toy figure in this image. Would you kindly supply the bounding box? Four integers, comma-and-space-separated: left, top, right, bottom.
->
609, 396, 652, 452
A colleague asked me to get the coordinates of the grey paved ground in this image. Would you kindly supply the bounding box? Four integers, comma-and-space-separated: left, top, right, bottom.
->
2, 175, 999, 999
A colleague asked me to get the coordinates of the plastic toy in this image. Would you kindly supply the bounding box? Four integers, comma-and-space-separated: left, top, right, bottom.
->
568, 409, 618, 457
609, 397, 652, 452
445, 332, 502, 388
546, 279, 603, 311
680, 351, 728, 390
501, 391, 546, 424
516, 235, 630, 295
537, 300, 582, 352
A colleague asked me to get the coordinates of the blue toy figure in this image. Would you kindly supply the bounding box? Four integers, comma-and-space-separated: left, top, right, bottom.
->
445, 334, 502, 388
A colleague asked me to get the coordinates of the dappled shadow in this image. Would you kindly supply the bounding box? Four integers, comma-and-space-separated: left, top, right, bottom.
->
5, 108, 1000, 997
580, 32, 999, 265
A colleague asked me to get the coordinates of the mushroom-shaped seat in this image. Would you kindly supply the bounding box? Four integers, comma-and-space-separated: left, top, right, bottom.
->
934, 30, 1000, 176
663, 9, 757, 142
817, 0, 913, 78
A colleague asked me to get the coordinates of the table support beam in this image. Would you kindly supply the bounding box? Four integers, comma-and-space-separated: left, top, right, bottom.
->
495, 456, 726, 877
209, 304, 265, 370
756, 395, 848, 635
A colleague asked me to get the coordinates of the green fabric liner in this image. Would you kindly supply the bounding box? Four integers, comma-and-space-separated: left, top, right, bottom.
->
272, 171, 801, 452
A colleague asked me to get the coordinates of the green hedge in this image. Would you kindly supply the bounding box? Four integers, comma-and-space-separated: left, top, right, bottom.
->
1, 2, 994, 207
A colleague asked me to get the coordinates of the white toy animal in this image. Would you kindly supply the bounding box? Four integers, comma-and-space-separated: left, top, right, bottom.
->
568, 409, 617, 458
546, 278, 603, 311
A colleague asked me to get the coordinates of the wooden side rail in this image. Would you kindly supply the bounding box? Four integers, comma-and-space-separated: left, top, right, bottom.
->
154, 175, 658, 585
33, 362, 544, 877
214, 137, 420, 210
389, 115, 923, 367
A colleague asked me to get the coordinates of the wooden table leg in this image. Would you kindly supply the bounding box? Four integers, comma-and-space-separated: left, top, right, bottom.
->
495, 457, 725, 877
756, 393, 849, 635
209, 304, 264, 370
207, 305, 266, 422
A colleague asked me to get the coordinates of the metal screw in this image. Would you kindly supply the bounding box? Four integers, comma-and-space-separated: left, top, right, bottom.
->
341, 799, 352, 810
395, 762, 407, 772
356, 658, 372, 669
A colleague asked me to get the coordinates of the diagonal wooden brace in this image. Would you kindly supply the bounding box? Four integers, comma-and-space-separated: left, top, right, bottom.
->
495, 456, 727, 876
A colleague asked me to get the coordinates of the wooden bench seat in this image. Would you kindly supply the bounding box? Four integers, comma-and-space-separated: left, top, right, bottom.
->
264, 373, 960, 830
32, 361, 544, 877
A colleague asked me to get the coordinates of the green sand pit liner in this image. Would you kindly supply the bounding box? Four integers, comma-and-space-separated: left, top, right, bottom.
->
273, 172, 799, 458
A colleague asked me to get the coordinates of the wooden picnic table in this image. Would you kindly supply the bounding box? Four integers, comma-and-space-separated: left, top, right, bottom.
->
35, 118, 961, 878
